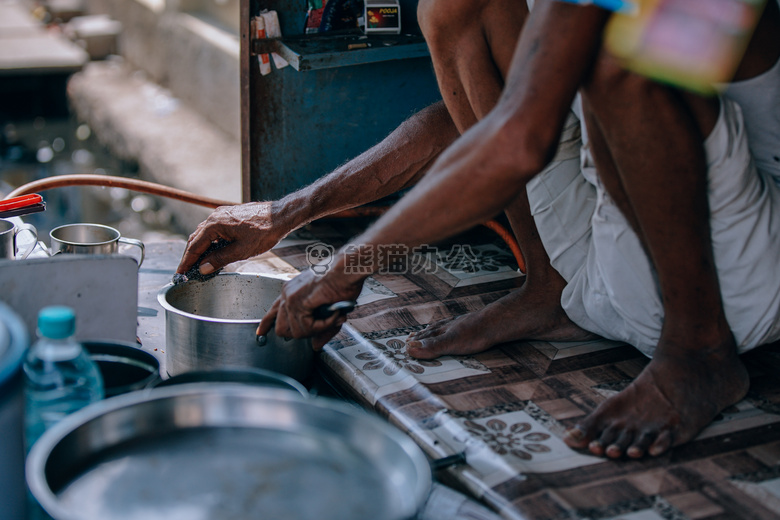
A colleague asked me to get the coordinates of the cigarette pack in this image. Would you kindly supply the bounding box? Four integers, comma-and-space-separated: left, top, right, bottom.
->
364, 0, 401, 34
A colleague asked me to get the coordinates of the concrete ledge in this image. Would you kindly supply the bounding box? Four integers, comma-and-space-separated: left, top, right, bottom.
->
162, 12, 240, 140
84, 0, 240, 141
0, 2, 88, 74
67, 59, 241, 233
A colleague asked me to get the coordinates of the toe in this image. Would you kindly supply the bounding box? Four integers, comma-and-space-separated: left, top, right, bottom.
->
648, 429, 673, 457
564, 413, 605, 450
563, 426, 590, 449
606, 430, 634, 459
589, 425, 620, 457
406, 337, 447, 360
411, 319, 453, 341
626, 429, 657, 459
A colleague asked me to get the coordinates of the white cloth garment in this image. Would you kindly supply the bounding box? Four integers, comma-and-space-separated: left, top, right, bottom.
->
527, 87, 780, 357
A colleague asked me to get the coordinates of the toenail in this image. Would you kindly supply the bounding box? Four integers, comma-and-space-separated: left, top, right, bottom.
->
627, 447, 642, 458
648, 446, 665, 457
407, 340, 421, 349
565, 427, 585, 441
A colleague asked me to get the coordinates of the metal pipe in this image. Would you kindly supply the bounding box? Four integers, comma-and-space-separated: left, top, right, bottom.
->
4, 174, 526, 273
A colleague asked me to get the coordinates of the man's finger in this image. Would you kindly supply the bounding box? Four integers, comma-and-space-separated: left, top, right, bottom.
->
304, 311, 349, 349
256, 298, 280, 336
196, 242, 242, 275
176, 228, 213, 274
274, 301, 293, 339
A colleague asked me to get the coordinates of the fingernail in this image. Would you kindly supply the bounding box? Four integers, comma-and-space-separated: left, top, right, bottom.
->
200, 263, 214, 275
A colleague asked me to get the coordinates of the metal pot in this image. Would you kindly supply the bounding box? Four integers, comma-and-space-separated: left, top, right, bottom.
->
157, 273, 313, 382
0, 302, 29, 520
26, 384, 432, 520
150, 366, 308, 398
83, 341, 161, 398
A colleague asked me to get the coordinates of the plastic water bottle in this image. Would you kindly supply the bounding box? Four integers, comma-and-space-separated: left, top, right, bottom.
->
23, 306, 104, 451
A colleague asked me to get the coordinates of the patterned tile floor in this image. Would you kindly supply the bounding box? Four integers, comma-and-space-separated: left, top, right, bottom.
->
231, 220, 780, 520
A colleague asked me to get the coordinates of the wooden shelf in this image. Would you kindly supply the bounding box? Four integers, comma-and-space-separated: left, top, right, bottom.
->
251, 33, 430, 71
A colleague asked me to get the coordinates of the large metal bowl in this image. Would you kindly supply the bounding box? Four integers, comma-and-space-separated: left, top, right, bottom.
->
26, 384, 432, 520
150, 366, 308, 398
83, 341, 161, 397
157, 273, 313, 382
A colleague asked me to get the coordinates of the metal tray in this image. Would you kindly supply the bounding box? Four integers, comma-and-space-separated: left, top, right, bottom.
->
27, 384, 431, 520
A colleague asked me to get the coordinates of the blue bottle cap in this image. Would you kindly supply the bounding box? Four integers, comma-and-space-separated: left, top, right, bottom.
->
37, 306, 76, 340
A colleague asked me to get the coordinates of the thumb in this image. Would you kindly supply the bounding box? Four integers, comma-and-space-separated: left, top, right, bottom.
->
198, 242, 240, 274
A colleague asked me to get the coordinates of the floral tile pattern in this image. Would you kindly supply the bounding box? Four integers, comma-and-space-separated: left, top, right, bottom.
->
356, 276, 397, 306
330, 324, 491, 404
262, 223, 780, 520
429, 407, 601, 486
432, 243, 523, 287
355, 339, 443, 376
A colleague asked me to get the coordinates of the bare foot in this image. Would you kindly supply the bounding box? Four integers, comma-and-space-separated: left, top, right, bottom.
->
564, 335, 750, 458
406, 278, 599, 359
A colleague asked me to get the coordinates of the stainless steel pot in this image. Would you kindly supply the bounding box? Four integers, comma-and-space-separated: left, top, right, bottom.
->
83, 341, 161, 397
26, 384, 432, 520
158, 273, 314, 382
0, 302, 29, 520
150, 366, 308, 398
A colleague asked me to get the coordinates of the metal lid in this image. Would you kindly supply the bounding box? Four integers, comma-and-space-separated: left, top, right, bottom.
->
0, 302, 29, 387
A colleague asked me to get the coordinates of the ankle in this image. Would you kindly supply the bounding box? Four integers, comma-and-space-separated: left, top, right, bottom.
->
653, 324, 736, 365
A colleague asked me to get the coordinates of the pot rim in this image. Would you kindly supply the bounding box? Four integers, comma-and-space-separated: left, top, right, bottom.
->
26, 383, 432, 520
50, 223, 121, 246
157, 272, 290, 325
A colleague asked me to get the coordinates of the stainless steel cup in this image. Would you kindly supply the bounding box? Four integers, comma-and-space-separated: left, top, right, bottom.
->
0, 219, 38, 260
49, 223, 145, 267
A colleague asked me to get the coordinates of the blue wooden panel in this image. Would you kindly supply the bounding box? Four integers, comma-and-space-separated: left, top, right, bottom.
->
246, 0, 441, 201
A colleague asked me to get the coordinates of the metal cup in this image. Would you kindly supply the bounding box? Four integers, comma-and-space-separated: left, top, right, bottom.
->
49, 223, 145, 267
0, 219, 38, 260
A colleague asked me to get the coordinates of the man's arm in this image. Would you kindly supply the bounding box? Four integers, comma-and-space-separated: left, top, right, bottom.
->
260, 0, 611, 343
341, 1, 609, 268
176, 101, 459, 275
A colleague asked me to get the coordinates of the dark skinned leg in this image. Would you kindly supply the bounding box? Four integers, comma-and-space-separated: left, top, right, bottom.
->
407, 0, 595, 359
564, 56, 749, 459
407, 190, 598, 359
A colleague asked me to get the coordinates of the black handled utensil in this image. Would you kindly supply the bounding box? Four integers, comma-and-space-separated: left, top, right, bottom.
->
256, 300, 357, 346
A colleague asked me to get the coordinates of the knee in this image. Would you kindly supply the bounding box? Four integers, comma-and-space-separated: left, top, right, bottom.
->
418, 0, 483, 48
583, 51, 656, 111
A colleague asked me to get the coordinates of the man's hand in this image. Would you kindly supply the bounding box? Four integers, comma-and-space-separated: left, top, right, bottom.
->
176, 201, 291, 276
257, 268, 364, 351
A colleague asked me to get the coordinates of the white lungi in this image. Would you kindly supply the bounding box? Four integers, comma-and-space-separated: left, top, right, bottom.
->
527, 96, 780, 357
